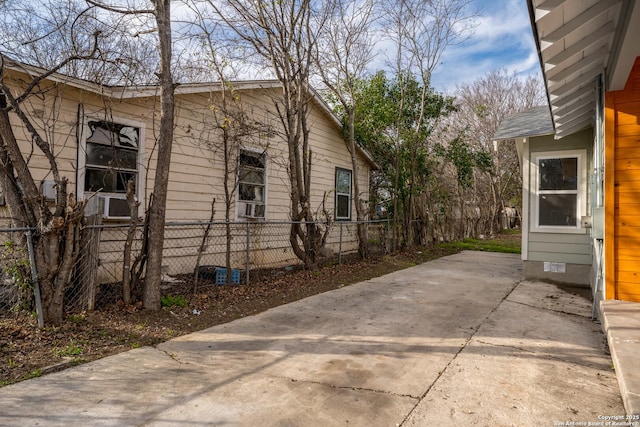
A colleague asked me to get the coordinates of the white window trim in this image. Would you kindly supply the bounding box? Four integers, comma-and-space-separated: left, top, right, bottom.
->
531, 149, 587, 234
335, 167, 352, 221
521, 138, 529, 260
77, 115, 146, 201
235, 147, 268, 221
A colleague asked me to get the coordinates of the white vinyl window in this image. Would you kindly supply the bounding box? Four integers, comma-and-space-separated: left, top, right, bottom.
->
335, 168, 352, 220
237, 150, 266, 219
532, 150, 586, 232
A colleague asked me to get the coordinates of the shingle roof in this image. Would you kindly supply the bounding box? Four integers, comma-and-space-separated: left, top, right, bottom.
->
493, 105, 554, 141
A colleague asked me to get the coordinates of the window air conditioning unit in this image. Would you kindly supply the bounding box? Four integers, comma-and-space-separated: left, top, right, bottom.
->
100, 195, 130, 220
239, 202, 264, 219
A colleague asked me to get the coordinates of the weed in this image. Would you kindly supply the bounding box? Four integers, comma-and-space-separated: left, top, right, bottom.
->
134, 321, 148, 330
116, 336, 129, 344
130, 342, 141, 349
161, 295, 187, 308
67, 314, 86, 324
55, 340, 83, 357
6, 358, 17, 369
24, 369, 42, 380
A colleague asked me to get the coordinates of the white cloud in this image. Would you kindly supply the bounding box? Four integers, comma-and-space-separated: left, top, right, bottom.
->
430, 0, 539, 92
363, 0, 539, 92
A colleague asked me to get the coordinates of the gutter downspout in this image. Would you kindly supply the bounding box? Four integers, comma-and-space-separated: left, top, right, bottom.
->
592, 74, 605, 319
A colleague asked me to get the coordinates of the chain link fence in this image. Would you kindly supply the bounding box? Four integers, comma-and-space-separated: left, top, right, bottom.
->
0, 220, 392, 317
0, 228, 33, 315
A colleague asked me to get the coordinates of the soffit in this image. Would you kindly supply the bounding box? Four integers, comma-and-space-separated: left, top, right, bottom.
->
529, 0, 626, 138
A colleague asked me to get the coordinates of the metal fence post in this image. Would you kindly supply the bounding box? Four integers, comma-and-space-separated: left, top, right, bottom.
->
245, 222, 250, 285
25, 230, 44, 328
338, 222, 343, 265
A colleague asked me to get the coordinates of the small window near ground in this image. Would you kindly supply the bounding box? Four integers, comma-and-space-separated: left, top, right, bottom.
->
533, 151, 585, 231
238, 150, 266, 219
335, 168, 352, 220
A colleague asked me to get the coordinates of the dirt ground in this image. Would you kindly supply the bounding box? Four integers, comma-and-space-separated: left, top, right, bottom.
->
0, 245, 462, 387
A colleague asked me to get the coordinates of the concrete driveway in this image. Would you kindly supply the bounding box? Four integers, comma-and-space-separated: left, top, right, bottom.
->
0, 251, 624, 426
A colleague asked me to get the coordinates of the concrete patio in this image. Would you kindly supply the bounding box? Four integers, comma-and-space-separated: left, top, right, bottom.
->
0, 251, 634, 426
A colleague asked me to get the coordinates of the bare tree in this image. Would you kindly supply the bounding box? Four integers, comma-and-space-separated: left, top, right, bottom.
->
452, 69, 545, 234
206, 0, 332, 268
378, 0, 475, 247
0, 23, 101, 324
1, 0, 159, 85
316, 0, 376, 259
74, 0, 175, 311
0, 0, 171, 323
177, 3, 273, 283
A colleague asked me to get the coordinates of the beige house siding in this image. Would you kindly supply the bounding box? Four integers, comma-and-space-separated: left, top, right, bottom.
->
2, 69, 370, 223
2, 67, 371, 279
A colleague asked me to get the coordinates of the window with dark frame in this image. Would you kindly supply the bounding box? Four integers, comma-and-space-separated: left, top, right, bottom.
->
335, 168, 352, 220
537, 156, 578, 227
238, 150, 266, 218
84, 120, 139, 194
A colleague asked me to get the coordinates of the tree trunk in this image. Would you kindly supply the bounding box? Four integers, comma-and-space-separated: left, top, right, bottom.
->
122, 179, 139, 305
0, 106, 39, 228
33, 196, 85, 325
1, 91, 88, 325
193, 198, 215, 293
347, 109, 368, 259
144, 0, 174, 311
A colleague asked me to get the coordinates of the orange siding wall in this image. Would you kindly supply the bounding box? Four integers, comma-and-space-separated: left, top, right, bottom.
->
605, 56, 640, 301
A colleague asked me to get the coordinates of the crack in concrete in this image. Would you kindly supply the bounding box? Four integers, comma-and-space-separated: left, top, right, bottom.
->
472, 337, 613, 372
155, 347, 193, 366
398, 279, 522, 426
473, 338, 538, 354
507, 298, 593, 319
283, 376, 421, 400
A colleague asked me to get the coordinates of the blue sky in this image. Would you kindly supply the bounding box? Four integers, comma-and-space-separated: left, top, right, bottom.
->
23, 0, 541, 91
428, 0, 541, 92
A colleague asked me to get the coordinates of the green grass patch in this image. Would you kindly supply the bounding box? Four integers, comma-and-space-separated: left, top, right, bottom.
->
438, 233, 521, 254
161, 295, 187, 308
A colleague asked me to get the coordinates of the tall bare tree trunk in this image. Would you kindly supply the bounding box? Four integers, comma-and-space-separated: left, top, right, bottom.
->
144, 0, 174, 310
347, 109, 368, 259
